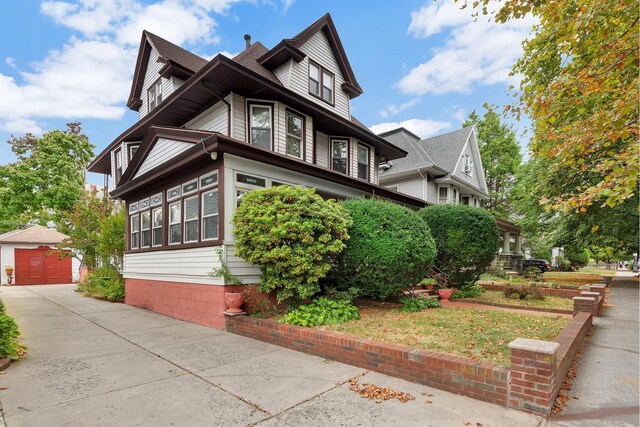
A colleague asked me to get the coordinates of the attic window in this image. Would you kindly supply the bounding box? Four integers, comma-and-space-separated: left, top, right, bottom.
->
462, 154, 473, 176
309, 61, 334, 104
148, 79, 163, 112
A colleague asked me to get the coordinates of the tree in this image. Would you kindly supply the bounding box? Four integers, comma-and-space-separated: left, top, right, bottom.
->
463, 104, 522, 218
419, 205, 499, 288
0, 122, 94, 226
464, 0, 638, 212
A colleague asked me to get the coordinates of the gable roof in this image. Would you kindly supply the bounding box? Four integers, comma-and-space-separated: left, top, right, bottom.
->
0, 225, 69, 245
379, 127, 476, 178
257, 13, 363, 98
127, 31, 208, 110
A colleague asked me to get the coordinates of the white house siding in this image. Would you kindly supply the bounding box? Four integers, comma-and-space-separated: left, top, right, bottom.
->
231, 93, 246, 141
289, 31, 351, 120
123, 246, 224, 285
453, 144, 482, 190
274, 59, 293, 87
426, 180, 438, 205
134, 138, 194, 178
315, 131, 329, 167
139, 48, 163, 119
184, 100, 228, 134
1, 243, 80, 284
370, 149, 377, 184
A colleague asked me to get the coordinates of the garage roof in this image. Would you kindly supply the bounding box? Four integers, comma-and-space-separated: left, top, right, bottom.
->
0, 225, 69, 245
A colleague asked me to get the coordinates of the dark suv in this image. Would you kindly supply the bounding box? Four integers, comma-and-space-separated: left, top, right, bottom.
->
522, 259, 551, 273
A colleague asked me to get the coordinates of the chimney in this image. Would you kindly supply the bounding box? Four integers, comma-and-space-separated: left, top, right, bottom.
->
244, 34, 251, 49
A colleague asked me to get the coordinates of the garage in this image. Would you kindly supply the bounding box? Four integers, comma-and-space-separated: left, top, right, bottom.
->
1, 225, 79, 286
14, 247, 72, 285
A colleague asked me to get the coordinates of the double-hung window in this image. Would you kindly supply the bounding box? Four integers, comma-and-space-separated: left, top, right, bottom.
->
202, 190, 218, 241
169, 201, 181, 245
438, 187, 448, 204
249, 104, 272, 150
140, 211, 151, 248
152, 207, 163, 247
357, 144, 369, 181
130, 214, 140, 249
309, 62, 334, 104
115, 148, 123, 184
184, 196, 199, 243
331, 139, 348, 174
148, 80, 162, 112
286, 111, 303, 159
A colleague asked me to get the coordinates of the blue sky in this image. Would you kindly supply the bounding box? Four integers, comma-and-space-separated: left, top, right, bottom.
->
0, 0, 534, 184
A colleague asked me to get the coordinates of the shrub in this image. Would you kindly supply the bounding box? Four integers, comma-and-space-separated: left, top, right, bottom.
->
418, 205, 499, 288
504, 284, 545, 301
330, 198, 437, 300
452, 283, 484, 299
78, 265, 124, 301
400, 296, 441, 312
419, 278, 437, 287
0, 299, 26, 360
555, 256, 572, 272
566, 249, 590, 269
232, 186, 351, 302
281, 297, 360, 327
324, 286, 360, 302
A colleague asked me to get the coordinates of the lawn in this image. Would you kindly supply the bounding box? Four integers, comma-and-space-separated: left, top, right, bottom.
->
578, 266, 617, 276
473, 290, 573, 310
320, 306, 569, 366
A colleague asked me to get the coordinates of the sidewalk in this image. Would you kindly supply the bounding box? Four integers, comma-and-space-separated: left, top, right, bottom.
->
545, 271, 640, 426
0, 284, 543, 427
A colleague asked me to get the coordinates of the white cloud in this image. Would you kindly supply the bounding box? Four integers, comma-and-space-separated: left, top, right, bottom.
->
2, 0, 247, 134
369, 118, 452, 139
398, 1, 535, 96
452, 107, 467, 122
5, 57, 16, 68
281, 0, 295, 12
379, 97, 421, 118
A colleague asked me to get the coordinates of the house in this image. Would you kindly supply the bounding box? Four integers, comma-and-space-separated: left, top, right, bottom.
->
378, 126, 489, 207
86, 13, 428, 328
0, 225, 79, 285
378, 127, 524, 268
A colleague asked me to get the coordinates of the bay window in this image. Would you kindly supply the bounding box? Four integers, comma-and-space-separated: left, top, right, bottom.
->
184, 196, 199, 243
202, 190, 219, 240
130, 215, 139, 249
169, 201, 181, 245
140, 211, 151, 248
152, 207, 163, 247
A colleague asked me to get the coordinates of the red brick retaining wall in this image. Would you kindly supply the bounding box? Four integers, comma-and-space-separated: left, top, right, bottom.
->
125, 279, 244, 329
225, 315, 509, 406
479, 283, 582, 299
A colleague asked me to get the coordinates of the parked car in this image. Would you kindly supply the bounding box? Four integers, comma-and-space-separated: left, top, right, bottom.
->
522, 259, 551, 273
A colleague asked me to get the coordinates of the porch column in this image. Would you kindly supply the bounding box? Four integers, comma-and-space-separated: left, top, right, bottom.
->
502, 232, 511, 255
514, 235, 522, 255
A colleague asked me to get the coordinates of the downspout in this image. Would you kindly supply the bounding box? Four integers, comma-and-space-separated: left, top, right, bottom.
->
202, 81, 231, 137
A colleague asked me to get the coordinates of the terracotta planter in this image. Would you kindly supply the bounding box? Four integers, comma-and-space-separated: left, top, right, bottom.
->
437, 289, 454, 301
425, 284, 434, 291
4, 267, 13, 276
224, 292, 245, 314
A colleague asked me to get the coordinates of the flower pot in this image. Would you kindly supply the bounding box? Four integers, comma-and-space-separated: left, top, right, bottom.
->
224, 292, 245, 315
437, 289, 454, 301
425, 284, 434, 291
4, 267, 13, 275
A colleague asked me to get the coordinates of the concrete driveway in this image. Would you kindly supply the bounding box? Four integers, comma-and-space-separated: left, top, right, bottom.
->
0, 284, 542, 427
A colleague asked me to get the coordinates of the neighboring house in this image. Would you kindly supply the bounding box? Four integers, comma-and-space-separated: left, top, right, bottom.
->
378, 127, 489, 207
0, 225, 79, 285
87, 14, 426, 328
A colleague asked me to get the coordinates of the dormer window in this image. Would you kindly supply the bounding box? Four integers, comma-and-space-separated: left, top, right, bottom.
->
148, 79, 162, 112
309, 61, 334, 104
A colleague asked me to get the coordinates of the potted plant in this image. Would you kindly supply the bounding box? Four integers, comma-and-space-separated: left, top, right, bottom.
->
437, 288, 454, 301
224, 291, 246, 315
4, 266, 13, 276
419, 278, 437, 291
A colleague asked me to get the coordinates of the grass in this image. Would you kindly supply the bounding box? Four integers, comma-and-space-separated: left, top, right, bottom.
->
474, 290, 573, 310
578, 266, 617, 276
320, 306, 569, 366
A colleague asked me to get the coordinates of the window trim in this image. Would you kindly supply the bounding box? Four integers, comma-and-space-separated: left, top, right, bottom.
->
152, 206, 163, 247
130, 214, 140, 250
168, 200, 182, 246
167, 185, 181, 202
182, 179, 198, 196
356, 143, 370, 181
199, 171, 218, 190
140, 210, 151, 249
201, 189, 219, 241
330, 138, 349, 175
148, 78, 162, 112
308, 60, 335, 105
183, 195, 199, 244
285, 109, 305, 160
438, 186, 448, 204
247, 101, 274, 150
128, 143, 141, 162
114, 148, 123, 184
462, 154, 473, 176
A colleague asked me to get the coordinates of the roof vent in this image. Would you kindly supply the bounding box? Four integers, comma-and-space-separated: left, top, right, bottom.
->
244, 34, 252, 49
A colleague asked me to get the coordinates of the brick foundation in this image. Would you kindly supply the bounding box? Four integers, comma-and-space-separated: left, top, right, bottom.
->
125, 279, 245, 329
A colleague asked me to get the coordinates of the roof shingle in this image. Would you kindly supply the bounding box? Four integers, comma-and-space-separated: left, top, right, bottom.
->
0, 225, 69, 244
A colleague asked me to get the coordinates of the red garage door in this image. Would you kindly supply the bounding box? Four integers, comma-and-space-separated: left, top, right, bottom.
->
14, 247, 72, 285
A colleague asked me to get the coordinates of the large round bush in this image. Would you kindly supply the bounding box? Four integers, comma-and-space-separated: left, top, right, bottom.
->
232, 185, 351, 302
418, 205, 499, 288
330, 198, 437, 300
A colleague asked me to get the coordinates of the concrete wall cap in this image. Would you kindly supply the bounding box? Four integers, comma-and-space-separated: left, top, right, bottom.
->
581, 291, 600, 296
508, 338, 560, 354
572, 296, 595, 301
